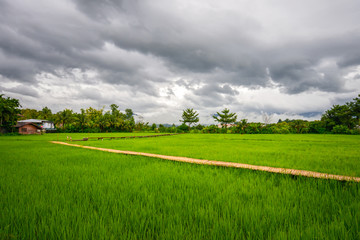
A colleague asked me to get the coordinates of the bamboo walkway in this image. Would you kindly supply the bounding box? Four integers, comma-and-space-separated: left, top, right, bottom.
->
51, 141, 360, 182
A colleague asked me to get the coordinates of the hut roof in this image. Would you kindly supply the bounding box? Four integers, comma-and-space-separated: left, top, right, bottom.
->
14, 122, 42, 129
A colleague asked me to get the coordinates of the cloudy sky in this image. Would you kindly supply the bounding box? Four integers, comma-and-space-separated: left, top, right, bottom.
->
1, 0, 360, 124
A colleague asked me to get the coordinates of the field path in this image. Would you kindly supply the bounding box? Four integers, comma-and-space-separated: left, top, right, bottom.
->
51, 141, 360, 182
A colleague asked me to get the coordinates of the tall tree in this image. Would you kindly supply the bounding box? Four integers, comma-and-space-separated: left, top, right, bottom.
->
110, 104, 120, 117
109, 104, 121, 129
85, 107, 103, 129
75, 108, 87, 131
321, 104, 354, 130
125, 109, 134, 120
40, 107, 53, 120
213, 108, 237, 129
348, 94, 360, 123
236, 119, 249, 133
20, 108, 40, 119
0, 94, 21, 132
55, 109, 74, 129
180, 108, 199, 128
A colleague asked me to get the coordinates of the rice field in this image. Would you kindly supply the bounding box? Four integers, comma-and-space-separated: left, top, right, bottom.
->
71, 133, 360, 177
0, 133, 359, 239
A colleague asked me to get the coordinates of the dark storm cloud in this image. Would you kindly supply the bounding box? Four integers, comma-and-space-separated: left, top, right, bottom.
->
71, 0, 133, 21
268, 61, 343, 94
71, 0, 360, 94
0, 0, 359, 109
194, 84, 239, 96
2, 85, 39, 98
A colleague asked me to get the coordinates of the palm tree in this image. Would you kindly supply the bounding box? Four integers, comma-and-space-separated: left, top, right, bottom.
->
56, 109, 74, 129
75, 109, 87, 131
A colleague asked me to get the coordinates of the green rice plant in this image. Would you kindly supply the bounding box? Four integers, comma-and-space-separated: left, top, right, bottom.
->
70, 133, 360, 177
0, 136, 359, 239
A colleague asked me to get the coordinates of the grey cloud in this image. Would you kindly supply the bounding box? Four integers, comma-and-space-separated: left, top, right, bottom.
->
0, 51, 39, 82
186, 83, 239, 108
339, 55, 360, 68
194, 83, 239, 96
0, 0, 360, 122
299, 112, 322, 118
72, 0, 133, 22
269, 61, 343, 93
3, 85, 40, 98
77, 87, 103, 100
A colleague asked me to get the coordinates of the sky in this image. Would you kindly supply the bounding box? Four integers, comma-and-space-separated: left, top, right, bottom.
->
0, 0, 360, 124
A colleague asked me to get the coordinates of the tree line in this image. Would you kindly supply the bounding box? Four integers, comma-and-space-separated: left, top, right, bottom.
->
179, 94, 360, 134
0, 94, 359, 134
18, 104, 137, 133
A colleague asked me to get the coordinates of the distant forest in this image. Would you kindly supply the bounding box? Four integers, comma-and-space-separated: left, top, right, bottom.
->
1, 94, 359, 134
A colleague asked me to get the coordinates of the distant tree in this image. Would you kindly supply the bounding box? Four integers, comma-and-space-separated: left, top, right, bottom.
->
84, 107, 102, 129
289, 120, 309, 133
123, 108, 135, 130
308, 120, 326, 133
158, 124, 166, 133
195, 124, 204, 130
151, 123, 157, 130
321, 104, 354, 130
332, 125, 350, 134
347, 94, 360, 123
98, 112, 110, 132
178, 123, 190, 132
262, 112, 273, 125
125, 109, 134, 120
110, 104, 120, 116
0, 94, 21, 132
109, 104, 120, 129
235, 119, 249, 133
55, 109, 74, 129
75, 108, 87, 132
213, 108, 237, 129
40, 107, 53, 120
135, 121, 149, 131
20, 108, 40, 120
180, 108, 199, 129
270, 122, 290, 134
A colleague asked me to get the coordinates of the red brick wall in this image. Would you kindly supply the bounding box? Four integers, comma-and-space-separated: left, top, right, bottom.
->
19, 125, 40, 135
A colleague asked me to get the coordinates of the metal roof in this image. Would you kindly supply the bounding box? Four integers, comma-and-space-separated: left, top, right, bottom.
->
18, 119, 53, 123
14, 122, 42, 129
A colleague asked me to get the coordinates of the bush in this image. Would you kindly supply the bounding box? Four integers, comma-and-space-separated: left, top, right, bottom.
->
350, 128, 360, 135
177, 123, 189, 133
309, 121, 327, 134
202, 125, 220, 133
332, 125, 350, 134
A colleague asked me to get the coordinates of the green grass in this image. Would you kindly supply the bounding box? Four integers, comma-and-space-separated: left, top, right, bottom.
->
68, 133, 360, 177
0, 135, 359, 239
1, 132, 160, 141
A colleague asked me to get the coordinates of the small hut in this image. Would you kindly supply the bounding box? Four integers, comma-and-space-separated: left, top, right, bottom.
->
14, 122, 42, 135
14, 119, 56, 134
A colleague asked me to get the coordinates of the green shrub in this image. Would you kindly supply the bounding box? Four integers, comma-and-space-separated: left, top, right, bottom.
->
332, 125, 350, 134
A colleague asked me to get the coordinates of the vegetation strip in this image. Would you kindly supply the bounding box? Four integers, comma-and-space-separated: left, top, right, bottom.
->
51, 141, 360, 182
71, 133, 184, 141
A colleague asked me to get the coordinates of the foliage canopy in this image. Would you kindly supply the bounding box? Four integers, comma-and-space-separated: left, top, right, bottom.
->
0, 94, 21, 132
180, 108, 199, 128
213, 108, 237, 128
